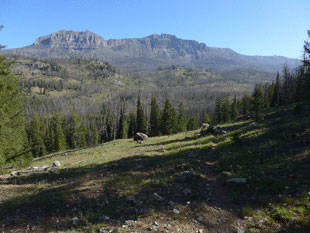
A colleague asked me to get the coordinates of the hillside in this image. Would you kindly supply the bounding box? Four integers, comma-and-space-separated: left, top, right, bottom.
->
0, 104, 309, 233
2, 30, 299, 79
7, 56, 256, 118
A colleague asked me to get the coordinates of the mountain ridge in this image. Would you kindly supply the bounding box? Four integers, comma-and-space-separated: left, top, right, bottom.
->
2, 30, 299, 76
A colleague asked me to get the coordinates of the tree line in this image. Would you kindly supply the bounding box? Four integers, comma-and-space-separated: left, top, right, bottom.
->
214, 39, 310, 123
25, 93, 208, 158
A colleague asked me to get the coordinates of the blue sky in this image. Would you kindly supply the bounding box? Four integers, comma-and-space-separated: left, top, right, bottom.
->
0, 0, 309, 59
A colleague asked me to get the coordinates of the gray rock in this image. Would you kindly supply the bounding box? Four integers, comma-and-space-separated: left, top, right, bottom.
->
48, 167, 58, 173
137, 140, 143, 144
175, 170, 199, 183
11, 171, 18, 177
52, 161, 61, 167
134, 132, 149, 141
227, 178, 246, 183
173, 209, 180, 214
223, 171, 233, 177
168, 201, 175, 206
71, 217, 78, 224
154, 192, 164, 201
125, 220, 135, 226
236, 230, 244, 233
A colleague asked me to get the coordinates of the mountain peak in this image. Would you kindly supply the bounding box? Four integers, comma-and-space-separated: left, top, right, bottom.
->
34, 30, 105, 48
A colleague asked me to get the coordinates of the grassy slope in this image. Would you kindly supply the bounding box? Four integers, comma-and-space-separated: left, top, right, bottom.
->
0, 105, 309, 233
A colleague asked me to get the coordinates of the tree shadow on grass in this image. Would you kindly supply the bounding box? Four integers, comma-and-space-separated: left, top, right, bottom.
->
0, 139, 241, 232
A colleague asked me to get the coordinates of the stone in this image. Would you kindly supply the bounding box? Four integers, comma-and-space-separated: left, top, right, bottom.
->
236, 230, 244, 233
154, 192, 164, 201
222, 171, 233, 177
11, 171, 18, 177
125, 220, 135, 226
175, 170, 199, 183
52, 161, 61, 167
201, 123, 209, 129
137, 140, 143, 144
168, 201, 175, 206
71, 217, 78, 224
198, 229, 203, 233
173, 209, 180, 214
153, 221, 159, 226
227, 178, 246, 183
134, 132, 149, 141
183, 188, 192, 196
48, 167, 58, 173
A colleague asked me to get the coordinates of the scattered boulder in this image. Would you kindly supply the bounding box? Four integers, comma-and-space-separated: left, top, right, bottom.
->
71, 217, 78, 225
173, 208, 180, 214
168, 201, 175, 206
124, 220, 135, 226
136, 140, 143, 144
201, 123, 209, 129
222, 171, 233, 177
52, 161, 61, 167
48, 167, 59, 173
227, 178, 246, 183
175, 170, 200, 183
153, 192, 164, 201
10, 171, 18, 177
134, 132, 148, 141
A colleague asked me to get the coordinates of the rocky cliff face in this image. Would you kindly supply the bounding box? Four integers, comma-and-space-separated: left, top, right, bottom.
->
34, 30, 106, 49
3, 30, 299, 75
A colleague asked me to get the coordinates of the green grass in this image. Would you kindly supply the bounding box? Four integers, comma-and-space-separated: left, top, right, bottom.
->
0, 104, 309, 232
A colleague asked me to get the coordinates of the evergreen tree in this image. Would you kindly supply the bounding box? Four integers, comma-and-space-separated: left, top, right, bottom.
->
77, 121, 88, 148
51, 113, 66, 152
136, 95, 147, 133
128, 112, 137, 138
222, 97, 231, 123
26, 116, 46, 157
117, 104, 128, 139
187, 115, 199, 130
241, 93, 251, 115
161, 98, 178, 135
251, 84, 264, 121
203, 113, 211, 124
303, 39, 310, 101
106, 110, 114, 141
272, 72, 281, 107
177, 102, 187, 132
214, 97, 222, 124
91, 124, 99, 145
0, 54, 31, 166
67, 111, 79, 149
149, 94, 161, 136
231, 96, 238, 121
44, 120, 54, 153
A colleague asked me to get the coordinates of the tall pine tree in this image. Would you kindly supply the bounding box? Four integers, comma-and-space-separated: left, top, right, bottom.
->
161, 98, 178, 135
117, 103, 128, 139
136, 95, 147, 134
0, 54, 31, 166
150, 94, 161, 136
